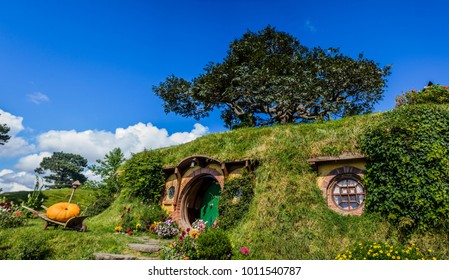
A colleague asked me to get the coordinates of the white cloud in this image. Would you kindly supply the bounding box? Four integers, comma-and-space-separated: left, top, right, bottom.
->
0, 109, 36, 157
305, 20, 317, 33
0, 109, 25, 136
37, 122, 209, 162
0, 108, 210, 193
14, 152, 52, 172
0, 169, 35, 193
27, 92, 50, 105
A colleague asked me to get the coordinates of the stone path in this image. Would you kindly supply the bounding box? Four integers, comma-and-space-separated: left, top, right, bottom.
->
93, 236, 163, 260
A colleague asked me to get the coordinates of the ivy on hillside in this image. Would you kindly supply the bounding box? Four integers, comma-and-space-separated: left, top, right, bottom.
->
218, 172, 255, 230
359, 104, 449, 234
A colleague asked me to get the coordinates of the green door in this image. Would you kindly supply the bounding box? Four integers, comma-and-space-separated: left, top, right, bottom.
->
200, 181, 221, 226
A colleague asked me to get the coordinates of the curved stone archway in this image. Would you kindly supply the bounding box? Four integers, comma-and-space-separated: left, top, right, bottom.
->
172, 166, 224, 229
161, 155, 256, 229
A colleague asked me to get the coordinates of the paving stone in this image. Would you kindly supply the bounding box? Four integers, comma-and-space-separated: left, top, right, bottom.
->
128, 243, 161, 253
93, 252, 137, 260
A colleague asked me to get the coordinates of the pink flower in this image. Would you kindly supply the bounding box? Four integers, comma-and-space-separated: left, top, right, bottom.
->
14, 211, 22, 216
240, 247, 250, 255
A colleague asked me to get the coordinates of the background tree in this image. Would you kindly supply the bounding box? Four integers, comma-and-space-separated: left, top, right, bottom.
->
35, 151, 88, 189
0, 115, 10, 145
87, 147, 126, 195
153, 25, 391, 129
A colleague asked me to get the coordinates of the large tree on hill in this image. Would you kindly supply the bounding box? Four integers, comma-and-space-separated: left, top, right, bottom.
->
153, 25, 391, 129
0, 115, 11, 145
35, 151, 88, 189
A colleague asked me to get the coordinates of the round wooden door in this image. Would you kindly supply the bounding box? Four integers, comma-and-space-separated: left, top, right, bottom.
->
200, 181, 221, 226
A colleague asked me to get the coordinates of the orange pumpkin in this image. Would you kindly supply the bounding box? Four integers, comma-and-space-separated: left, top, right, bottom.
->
46, 202, 80, 222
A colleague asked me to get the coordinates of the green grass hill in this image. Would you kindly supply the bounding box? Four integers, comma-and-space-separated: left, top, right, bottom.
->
2, 111, 448, 259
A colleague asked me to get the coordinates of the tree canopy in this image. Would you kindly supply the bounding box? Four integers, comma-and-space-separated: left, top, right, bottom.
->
87, 147, 126, 194
35, 151, 88, 189
0, 115, 10, 145
153, 25, 391, 128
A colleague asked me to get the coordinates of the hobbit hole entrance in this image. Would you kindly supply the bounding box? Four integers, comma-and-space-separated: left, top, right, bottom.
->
161, 155, 257, 229
182, 175, 221, 228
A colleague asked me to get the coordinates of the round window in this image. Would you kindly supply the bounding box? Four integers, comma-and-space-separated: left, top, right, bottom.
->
331, 177, 365, 211
167, 186, 175, 200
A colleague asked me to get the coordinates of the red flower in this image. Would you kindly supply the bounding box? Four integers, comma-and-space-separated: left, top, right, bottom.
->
182, 231, 186, 236
121, 214, 124, 219
240, 247, 250, 255
128, 231, 133, 235
123, 206, 127, 210
127, 207, 131, 212
186, 228, 191, 232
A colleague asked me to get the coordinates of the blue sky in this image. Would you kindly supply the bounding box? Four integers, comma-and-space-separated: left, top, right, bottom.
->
1, 0, 449, 192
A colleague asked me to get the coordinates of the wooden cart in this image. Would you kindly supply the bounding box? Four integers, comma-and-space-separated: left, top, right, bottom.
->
22, 205, 88, 232
21, 181, 88, 232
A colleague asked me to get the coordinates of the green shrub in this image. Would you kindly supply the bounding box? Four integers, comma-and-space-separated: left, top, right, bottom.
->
335, 241, 437, 260
218, 172, 254, 230
119, 151, 165, 201
359, 104, 449, 234
195, 229, 232, 260
82, 190, 115, 217
396, 84, 449, 107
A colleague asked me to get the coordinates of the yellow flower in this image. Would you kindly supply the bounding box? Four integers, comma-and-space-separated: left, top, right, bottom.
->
397, 256, 401, 260
115, 225, 122, 231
